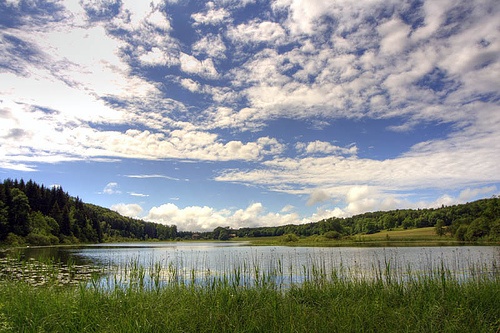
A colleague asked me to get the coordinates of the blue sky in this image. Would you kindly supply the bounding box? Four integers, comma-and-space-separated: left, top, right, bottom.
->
1, 0, 499, 231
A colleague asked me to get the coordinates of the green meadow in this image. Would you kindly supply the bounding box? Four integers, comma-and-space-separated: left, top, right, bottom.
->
240, 227, 477, 247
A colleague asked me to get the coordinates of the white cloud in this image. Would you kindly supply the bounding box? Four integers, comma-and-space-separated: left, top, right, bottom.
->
273, 0, 330, 35
377, 18, 410, 55
411, 0, 455, 42
192, 34, 227, 59
145, 203, 228, 231
145, 9, 171, 31
111, 203, 144, 218
296, 141, 357, 156
458, 186, 497, 202
179, 53, 219, 78
180, 78, 201, 92
117, 0, 166, 28
128, 192, 150, 197
220, 0, 497, 133
4, 0, 20, 7
191, 2, 230, 25
139, 47, 169, 66
227, 20, 286, 44
344, 186, 380, 215
307, 188, 330, 206
0, 162, 37, 172
144, 202, 303, 231
0, 98, 286, 165
313, 185, 499, 219
281, 204, 295, 213
103, 182, 121, 195
216, 124, 500, 198
125, 174, 180, 181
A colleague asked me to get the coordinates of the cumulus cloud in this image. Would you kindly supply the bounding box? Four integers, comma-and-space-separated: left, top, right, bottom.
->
296, 141, 357, 156
111, 203, 144, 218
143, 202, 302, 231
216, 132, 500, 200
179, 53, 219, 78
145, 203, 228, 231
103, 182, 121, 195
191, 2, 230, 25
180, 78, 201, 92
307, 189, 330, 206
192, 34, 227, 59
139, 47, 169, 66
377, 18, 411, 55
0, 102, 286, 164
458, 186, 497, 202
217, 0, 499, 138
227, 20, 287, 44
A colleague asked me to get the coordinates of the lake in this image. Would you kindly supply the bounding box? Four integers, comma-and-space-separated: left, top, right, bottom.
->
8, 242, 500, 288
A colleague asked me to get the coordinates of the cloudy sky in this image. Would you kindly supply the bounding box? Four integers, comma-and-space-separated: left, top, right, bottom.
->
1, 0, 499, 231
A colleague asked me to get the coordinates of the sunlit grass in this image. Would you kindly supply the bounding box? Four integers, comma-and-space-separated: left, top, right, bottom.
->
239, 227, 480, 247
0, 252, 499, 332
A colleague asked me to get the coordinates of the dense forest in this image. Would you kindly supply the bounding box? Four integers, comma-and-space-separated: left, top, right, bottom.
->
0, 178, 178, 246
1, 178, 499, 246
213, 197, 500, 242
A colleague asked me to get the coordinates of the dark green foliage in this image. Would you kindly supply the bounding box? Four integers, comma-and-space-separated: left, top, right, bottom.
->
0, 200, 9, 240
9, 189, 31, 237
2, 178, 499, 245
216, 197, 500, 242
281, 233, 299, 242
0, 179, 177, 245
212, 226, 230, 240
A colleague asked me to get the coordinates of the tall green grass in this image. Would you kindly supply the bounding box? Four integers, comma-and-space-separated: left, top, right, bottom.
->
0, 255, 498, 332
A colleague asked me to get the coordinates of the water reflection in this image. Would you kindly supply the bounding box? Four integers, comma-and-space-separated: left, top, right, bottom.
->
4, 243, 500, 288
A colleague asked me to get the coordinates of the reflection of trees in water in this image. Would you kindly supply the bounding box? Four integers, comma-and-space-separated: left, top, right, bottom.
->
4, 246, 97, 266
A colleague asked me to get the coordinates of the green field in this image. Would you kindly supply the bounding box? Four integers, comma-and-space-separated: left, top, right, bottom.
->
238, 227, 478, 247
357, 227, 453, 242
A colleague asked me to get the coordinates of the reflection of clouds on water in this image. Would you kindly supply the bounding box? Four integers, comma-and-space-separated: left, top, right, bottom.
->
12, 243, 500, 289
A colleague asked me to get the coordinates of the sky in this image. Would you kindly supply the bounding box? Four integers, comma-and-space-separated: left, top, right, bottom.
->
1, 0, 499, 232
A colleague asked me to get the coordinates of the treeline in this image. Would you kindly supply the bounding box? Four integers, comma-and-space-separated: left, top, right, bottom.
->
207, 197, 500, 242
0, 179, 178, 246
2, 178, 499, 246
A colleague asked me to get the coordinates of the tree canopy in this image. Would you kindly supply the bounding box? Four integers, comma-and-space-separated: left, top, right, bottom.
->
205, 197, 500, 242
0, 179, 177, 246
1, 178, 498, 246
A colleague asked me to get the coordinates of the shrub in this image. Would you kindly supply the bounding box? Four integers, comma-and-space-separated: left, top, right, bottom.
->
281, 233, 299, 242
26, 233, 59, 246
5, 233, 25, 247
323, 231, 341, 240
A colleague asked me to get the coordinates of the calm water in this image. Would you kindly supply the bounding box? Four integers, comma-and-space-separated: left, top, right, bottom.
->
10, 242, 500, 286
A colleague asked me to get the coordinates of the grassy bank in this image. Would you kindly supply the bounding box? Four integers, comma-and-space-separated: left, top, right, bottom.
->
241, 227, 498, 247
0, 272, 499, 332
0, 255, 499, 332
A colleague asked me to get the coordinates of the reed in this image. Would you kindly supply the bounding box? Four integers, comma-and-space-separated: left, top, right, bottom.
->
0, 254, 498, 332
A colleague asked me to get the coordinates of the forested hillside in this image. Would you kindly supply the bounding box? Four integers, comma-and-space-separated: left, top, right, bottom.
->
1, 178, 499, 246
0, 179, 177, 246
210, 197, 500, 242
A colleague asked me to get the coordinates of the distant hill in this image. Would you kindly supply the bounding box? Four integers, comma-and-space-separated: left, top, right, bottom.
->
0, 178, 178, 246
1, 178, 499, 246
207, 197, 500, 242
